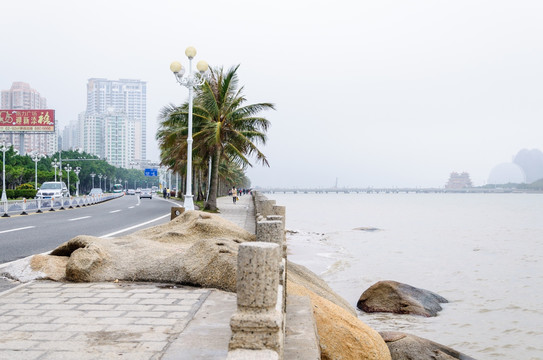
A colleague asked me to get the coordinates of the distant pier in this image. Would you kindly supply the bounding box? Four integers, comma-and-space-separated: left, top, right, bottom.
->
257, 187, 538, 194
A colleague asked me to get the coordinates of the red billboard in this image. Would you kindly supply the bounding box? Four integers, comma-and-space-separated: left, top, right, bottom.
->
0, 109, 55, 132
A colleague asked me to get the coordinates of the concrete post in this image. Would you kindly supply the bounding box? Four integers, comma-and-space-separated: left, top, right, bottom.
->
229, 242, 283, 357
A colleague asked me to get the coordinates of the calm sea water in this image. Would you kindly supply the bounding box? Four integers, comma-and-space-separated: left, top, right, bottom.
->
268, 193, 543, 360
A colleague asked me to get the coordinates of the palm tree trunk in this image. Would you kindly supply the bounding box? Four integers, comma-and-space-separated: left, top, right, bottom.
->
204, 147, 221, 211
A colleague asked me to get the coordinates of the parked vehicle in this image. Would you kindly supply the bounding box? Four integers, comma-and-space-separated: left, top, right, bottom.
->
35, 182, 68, 199
139, 188, 152, 199
88, 188, 104, 196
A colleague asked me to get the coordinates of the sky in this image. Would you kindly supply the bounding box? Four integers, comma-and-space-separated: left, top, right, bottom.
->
2, 0, 543, 188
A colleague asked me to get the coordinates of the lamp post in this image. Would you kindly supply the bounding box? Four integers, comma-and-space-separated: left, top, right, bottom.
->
98, 174, 103, 190
1, 141, 9, 203
51, 158, 60, 182
74, 167, 81, 196
170, 46, 210, 210
104, 175, 107, 192
64, 164, 72, 196
30, 151, 44, 191
90, 172, 96, 189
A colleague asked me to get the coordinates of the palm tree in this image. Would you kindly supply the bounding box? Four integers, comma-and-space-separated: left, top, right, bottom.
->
157, 65, 274, 211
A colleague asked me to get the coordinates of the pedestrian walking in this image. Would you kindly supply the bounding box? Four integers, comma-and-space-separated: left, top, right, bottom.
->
232, 187, 237, 204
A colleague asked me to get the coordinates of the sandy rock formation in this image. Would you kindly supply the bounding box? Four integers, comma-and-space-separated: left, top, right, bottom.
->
288, 281, 391, 360
358, 280, 448, 317
29, 211, 255, 289
380, 332, 476, 360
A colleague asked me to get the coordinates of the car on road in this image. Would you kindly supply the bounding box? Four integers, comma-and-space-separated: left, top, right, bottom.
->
139, 188, 152, 199
127, 189, 136, 195
35, 182, 68, 199
88, 188, 104, 196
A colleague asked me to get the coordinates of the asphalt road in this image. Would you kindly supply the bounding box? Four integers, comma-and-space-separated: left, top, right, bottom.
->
0, 194, 181, 265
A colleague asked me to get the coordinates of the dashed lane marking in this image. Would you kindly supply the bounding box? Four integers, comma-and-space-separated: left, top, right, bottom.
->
0, 226, 36, 234
68, 216, 91, 221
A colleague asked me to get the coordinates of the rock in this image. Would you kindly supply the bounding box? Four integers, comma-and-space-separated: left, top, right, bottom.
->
181, 238, 241, 292
353, 227, 381, 232
23, 211, 255, 284
287, 261, 357, 317
288, 280, 391, 360
380, 331, 476, 360
357, 280, 448, 317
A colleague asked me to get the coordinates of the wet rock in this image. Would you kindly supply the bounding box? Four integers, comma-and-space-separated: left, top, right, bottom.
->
380, 331, 476, 360
353, 227, 381, 232
357, 280, 448, 317
288, 281, 392, 360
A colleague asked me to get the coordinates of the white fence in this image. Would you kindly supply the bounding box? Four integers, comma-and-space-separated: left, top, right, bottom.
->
1, 193, 124, 217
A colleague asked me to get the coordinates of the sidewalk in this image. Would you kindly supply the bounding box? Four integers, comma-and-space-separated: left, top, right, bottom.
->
0, 196, 253, 360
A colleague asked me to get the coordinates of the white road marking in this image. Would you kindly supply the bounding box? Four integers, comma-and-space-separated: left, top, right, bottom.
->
128, 206, 135, 209
0, 226, 35, 234
68, 216, 91, 221
99, 213, 170, 238
109, 210, 121, 213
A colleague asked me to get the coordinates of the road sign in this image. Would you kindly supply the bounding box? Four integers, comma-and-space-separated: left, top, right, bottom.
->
144, 168, 158, 177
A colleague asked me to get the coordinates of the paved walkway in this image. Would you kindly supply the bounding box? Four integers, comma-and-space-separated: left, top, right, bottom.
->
0, 195, 254, 360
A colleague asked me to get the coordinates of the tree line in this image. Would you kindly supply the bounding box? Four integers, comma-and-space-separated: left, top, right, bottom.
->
0, 149, 153, 198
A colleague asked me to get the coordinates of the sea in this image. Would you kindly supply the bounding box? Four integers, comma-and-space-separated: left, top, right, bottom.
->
267, 192, 543, 360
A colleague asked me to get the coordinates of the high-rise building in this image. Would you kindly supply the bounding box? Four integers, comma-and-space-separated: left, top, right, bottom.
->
104, 111, 134, 168
85, 78, 147, 163
1, 82, 57, 155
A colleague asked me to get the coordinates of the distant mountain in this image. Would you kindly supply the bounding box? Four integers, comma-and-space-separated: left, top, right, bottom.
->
513, 149, 543, 183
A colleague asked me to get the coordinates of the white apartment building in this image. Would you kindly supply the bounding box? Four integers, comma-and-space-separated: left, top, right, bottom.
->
84, 78, 147, 165
0, 82, 57, 155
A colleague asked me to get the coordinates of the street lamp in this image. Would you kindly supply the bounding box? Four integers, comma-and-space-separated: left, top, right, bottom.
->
103, 175, 107, 192
170, 46, 210, 210
98, 174, 103, 190
51, 158, 60, 182
74, 167, 81, 196
64, 164, 72, 196
1, 141, 9, 203
30, 151, 45, 191
90, 172, 96, 189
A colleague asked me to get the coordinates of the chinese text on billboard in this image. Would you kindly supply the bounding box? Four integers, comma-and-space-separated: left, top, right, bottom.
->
0, 110, 55, 132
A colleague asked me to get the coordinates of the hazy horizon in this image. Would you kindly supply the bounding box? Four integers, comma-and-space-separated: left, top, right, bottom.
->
2, 1, 542, 188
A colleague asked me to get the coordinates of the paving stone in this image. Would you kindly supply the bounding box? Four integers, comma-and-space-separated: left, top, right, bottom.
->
138, 298, 176, 305
0, 339, 40, 350
0, 350, 44, 359
134, 318, 178, 326
85, 310, 125, 318
65, 297, 104, 304
101, 298, 139, 305
0, 323, 18, 331
9, 316, 56, 324
77, 304, 117, 311
114, 304, 154, 311
125, 311, 166, 318
14, 323, 65, 331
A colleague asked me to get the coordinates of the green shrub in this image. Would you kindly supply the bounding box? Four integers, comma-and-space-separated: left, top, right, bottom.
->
17, 183, 35, 190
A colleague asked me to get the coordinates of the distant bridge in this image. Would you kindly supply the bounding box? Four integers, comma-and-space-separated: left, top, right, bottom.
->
256, 187, 527, 194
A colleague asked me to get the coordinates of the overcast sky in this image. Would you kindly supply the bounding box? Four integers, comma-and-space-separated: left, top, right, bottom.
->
2, 0, 542, 188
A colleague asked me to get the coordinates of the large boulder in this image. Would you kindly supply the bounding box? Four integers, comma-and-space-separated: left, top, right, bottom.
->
288, 280, 391, 360
287, 261, 357, 316
357, 280, 448, 317
27, 211, 255, 285
380, 332, 476, 360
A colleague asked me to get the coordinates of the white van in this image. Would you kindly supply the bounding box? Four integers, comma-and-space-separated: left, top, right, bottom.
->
35, 182, 68, 199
